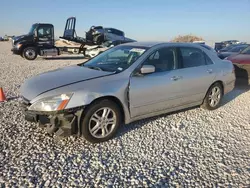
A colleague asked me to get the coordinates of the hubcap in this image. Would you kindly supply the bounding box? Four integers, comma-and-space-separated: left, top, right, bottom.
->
89, 107, 116, 138
208, 86, 221, 107
25, 49, 36, 59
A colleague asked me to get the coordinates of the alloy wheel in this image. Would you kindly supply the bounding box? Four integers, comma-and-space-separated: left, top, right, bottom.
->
89, 107, 117, 139
208, 86, 221, 107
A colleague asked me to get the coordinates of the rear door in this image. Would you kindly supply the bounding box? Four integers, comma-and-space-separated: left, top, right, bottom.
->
174, 46, 216, 104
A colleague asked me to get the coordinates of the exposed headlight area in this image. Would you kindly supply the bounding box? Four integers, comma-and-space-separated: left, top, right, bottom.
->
28, 93, 73, 112
16, 43, 22, 49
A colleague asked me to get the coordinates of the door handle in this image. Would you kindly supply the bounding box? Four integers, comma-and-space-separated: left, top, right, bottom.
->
171, 76, 182, 81
207, 69, 213, 74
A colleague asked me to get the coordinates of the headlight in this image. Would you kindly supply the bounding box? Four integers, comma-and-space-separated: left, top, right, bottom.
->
15, 43, 22, 49
224, 57, 228, 60
28, 93, 73, 112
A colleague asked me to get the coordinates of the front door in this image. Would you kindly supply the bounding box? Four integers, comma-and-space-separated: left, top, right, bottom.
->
129, 47, 184, 118
36, 25, 54, 48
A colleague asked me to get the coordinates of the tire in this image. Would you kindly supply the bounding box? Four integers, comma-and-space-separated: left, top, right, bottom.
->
201, 83, 223, 110
22, 47, 37, 60
80, 99, 122, 143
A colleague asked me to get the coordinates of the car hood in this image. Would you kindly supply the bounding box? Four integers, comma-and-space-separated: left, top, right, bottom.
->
20, 65, 114, 100
228, 54, 250, 65
13, 34, 28, 41
13, 34, 33, 44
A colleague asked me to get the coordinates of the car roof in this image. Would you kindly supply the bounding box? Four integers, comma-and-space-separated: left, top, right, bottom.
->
120, 41, 206, 48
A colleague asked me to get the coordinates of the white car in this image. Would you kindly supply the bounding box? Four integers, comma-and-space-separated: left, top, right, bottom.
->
85, 40, 136, 58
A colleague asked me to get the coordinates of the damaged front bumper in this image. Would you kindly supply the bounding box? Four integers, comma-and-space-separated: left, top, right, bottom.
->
20, 97, 84, 137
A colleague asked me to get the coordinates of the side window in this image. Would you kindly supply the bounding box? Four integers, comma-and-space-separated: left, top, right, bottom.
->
107, 29, 124, 36
114, 29, 124, 36
204, 53, 214, 65
179, 47, 206, 68
144, 47, 176, 72
37, 26, 52, 38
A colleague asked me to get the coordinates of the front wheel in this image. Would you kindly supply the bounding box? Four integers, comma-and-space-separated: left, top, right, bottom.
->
81, 99, 122, 143
22, 47, 37, 60
201, 83, 223, 110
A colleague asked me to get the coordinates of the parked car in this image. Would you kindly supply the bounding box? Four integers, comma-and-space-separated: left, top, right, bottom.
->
226, 46, 250, 80
84, 40, 136, 58
20, 42, 235, 143
193, 41, 205, 44
217, 44, 240, 53
218, 44, 249, 59
222, 40, 240, 45
85, 26, 135, 45
214, 40, 242, 52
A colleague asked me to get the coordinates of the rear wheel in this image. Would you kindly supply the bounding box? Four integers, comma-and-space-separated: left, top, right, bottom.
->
201, 83, 223, 110
23, 47, 37, 60
81, 99, 122, 143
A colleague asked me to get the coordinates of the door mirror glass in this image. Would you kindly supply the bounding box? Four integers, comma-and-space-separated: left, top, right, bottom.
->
140, 65, 155, 74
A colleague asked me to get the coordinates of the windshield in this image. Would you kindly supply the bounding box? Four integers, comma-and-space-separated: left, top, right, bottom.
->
240, 46, 250, 54
28, 24, 37, 35
82, 45, 148, 73
220, 45, 236, 51
229, 45, 248, 52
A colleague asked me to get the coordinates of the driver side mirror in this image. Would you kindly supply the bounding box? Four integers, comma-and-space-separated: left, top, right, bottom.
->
140, 65, 155, 74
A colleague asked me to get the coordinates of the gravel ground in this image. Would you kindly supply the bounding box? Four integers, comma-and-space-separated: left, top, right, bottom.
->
0, 42, 250, 187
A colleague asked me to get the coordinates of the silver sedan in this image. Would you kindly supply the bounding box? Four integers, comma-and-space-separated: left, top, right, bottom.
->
20, 42, 236, 143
